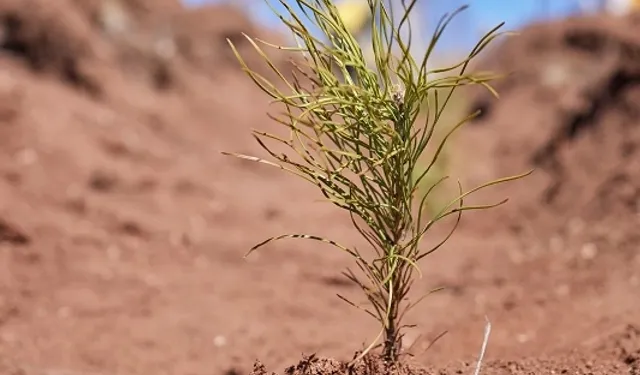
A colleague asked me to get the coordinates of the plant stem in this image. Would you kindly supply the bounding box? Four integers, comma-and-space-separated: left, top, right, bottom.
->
382, 106, 409, 362
384, 296, 401, 362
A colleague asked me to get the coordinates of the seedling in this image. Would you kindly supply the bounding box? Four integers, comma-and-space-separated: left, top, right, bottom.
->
223, 0, 530, 364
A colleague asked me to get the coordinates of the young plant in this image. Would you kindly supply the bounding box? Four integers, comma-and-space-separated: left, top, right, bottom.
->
223, 0, 530, 364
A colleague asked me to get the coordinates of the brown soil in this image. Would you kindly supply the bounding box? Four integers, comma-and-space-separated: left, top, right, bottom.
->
0, 1, 638, 375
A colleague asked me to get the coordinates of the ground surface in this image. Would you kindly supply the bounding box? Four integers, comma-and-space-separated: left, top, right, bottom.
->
0, 1, 638, 375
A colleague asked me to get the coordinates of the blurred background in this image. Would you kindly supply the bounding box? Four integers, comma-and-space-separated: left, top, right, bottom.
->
0, 1, 639, 375
184, 0, 637, 57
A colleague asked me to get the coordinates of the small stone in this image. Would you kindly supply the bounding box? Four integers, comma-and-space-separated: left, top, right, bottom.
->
517, 333, 530, 343
208, 199, 226, 215
15, 148, 37, 166
213, 335, 227, 347
57, 306, 71, 318
143, 273, 163, 288
555, 284, 570, 297
1, 332, 16, 343
508, 249, 525, 265
580, 243, 598, 260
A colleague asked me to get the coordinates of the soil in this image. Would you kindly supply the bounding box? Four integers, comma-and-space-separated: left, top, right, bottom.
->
0, 1, 638, 375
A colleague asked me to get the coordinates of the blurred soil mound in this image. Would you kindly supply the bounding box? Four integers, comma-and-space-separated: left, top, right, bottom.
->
460, 12, 640, 247
0, 1, 302, 372
0, 0, 289, 95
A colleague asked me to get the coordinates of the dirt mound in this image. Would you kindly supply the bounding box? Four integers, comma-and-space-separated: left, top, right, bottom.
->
0, 0, 288, 95
0, 0, 103, 95
248, 340, 638, 375
459, 12, 640, 243
250, 354, 429, 375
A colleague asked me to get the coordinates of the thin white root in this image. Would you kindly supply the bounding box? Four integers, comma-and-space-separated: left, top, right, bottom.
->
472, 316, 492, 375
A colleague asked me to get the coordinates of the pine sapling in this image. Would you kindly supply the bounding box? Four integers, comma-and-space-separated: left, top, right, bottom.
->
223, 0, 531, 364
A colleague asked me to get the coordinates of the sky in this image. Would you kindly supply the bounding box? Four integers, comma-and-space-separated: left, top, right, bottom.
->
182, 0, 589, 53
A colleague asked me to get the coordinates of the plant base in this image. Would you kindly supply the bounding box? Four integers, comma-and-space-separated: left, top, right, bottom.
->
251, 353, 428, 375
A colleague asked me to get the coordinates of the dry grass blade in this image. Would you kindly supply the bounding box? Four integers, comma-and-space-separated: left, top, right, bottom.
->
473, 317, 492, 375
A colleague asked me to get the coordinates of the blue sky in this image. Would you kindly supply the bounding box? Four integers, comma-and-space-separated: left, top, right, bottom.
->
182, 0, 584, 53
